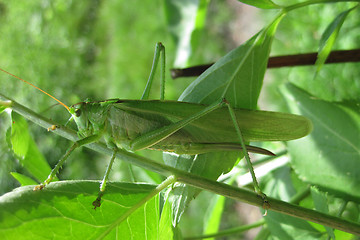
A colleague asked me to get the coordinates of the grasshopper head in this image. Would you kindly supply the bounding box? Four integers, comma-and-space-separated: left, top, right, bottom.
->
69, 101, 110, 137
69, 102, 92, 137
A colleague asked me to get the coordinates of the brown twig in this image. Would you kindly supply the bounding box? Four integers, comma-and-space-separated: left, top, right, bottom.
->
170, 49, 360, 79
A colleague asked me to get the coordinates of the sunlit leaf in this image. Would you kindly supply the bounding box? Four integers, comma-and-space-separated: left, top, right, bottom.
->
311, 187, 335, 239
164, 0, 210, 67
190, 0, 210, 60
0, 105, 6, 113
10, 172, 38, 186
237, 0, 281, 9
159, 198, 174, 239
10, 111, 30, 158
315, 6, 357, 72
10, 112, 52, 182
0, 181, 162, 240
203, 190, 226, 237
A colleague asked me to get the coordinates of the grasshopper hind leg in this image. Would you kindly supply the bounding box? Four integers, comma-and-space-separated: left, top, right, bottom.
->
141, 42, 166, 100
224, 99, 270, 210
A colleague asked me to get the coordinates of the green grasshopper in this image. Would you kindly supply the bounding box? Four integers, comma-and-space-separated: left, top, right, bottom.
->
0, 43, 312, 208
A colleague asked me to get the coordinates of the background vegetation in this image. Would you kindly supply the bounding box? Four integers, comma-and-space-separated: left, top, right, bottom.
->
0, 0, 359, 239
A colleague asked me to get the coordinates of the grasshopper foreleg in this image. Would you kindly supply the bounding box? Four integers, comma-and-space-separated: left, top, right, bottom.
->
34, 134, 102, 191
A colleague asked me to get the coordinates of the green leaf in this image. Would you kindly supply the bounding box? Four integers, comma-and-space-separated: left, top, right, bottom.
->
263, 169, 322, 239
281, 83, 360, 200
263, 165, 296, 201
190, 0, 210, 61
163, 151, 239, 225
0, 181, 162, 239
10, 112, 52, 182
10, 172, 38, 186
262, 166, 325, 238
163, 153, 198, 226
315, 6, 357, 72
0, 100, 11, 113
10, 111, 30, 158
311, 187, 335, 239
203, 175, 237, 238
237, 0, 281, 9
159, 197, 174, 239
164, 0, 210, 67
203, 192, 226, 238
311, 186, 329, 216
167, 15, 284, 225
179, 14, 284, 109
265, 211, 322, 239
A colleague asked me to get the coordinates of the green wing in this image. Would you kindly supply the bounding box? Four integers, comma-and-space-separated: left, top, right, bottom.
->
112, 100, 312, 143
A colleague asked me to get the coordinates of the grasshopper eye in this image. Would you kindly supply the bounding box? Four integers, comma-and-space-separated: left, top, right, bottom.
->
74, 109, 81, 117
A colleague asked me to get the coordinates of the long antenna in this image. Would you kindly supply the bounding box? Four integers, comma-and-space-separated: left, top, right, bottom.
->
0, 68, 70, 111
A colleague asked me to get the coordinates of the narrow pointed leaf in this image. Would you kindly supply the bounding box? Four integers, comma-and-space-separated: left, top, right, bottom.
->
203, 191, 226, 237
159, 198, 174, 239
237, 0, 281, 9
0, 105, 6, 113
316, 6, 357, 72
10, 172, 38, 186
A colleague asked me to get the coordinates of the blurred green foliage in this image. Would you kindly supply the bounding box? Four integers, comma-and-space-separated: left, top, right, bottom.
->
0, 0, 234, 196
262, 1, 360, 112
0, 1, 359, 239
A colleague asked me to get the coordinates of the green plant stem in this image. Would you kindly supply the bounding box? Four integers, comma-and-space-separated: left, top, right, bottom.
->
291, 186, 311, 204
184, 187, 312, 240
283, 0, 360, 12
184, 219, 265, 240
336, 201, 348, 217
1, 93, 360, 235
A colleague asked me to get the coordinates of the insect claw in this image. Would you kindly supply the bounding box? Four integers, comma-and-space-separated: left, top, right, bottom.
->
221, 98, 229, 104
47, 125, 58, 131
33, 184, 45, 191
92, 198, 101, 210
257, 193, 270, 216
262, 200, 270, 216
92, 192, 104, 210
